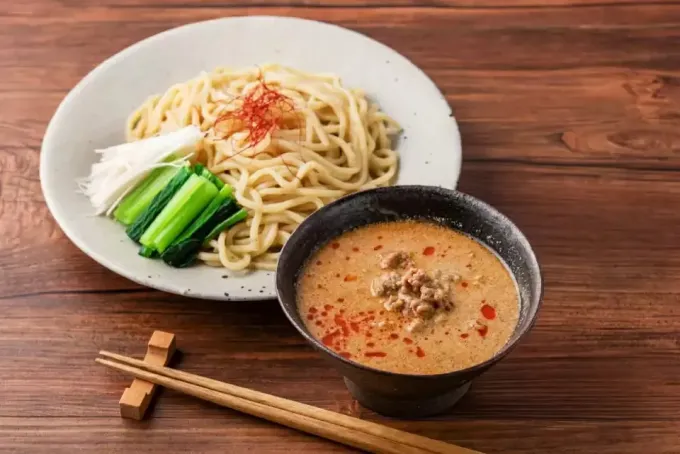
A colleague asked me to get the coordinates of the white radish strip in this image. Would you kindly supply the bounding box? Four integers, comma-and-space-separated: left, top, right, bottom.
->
78, 126, 203, 215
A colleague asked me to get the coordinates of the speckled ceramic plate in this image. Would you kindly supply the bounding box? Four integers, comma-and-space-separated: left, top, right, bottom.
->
40, 16, 462, 301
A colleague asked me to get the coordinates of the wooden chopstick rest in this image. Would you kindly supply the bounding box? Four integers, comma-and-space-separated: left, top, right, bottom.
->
118, 330, 176, 420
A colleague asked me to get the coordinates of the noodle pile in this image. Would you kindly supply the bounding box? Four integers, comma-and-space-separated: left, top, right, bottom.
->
126, 64, 400, 271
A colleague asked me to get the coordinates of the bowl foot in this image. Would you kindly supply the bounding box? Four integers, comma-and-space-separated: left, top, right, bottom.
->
343, 378, 471, 418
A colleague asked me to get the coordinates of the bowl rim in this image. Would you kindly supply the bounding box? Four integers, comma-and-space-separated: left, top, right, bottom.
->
276, 185, 544, 380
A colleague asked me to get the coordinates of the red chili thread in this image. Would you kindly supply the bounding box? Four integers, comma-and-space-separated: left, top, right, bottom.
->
213, 73, 303, 176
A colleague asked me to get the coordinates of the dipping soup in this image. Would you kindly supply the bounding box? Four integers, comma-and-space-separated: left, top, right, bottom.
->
296, 220, 520, 375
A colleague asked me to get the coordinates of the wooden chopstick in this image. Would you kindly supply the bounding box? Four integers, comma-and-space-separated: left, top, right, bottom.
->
97, 351, 482, 454
97, 357, 427, 454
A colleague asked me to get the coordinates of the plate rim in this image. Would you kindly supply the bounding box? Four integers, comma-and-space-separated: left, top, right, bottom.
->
40, 15, 462, 301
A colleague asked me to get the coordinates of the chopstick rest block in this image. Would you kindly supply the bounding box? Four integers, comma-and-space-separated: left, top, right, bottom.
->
118, 330, 176, 420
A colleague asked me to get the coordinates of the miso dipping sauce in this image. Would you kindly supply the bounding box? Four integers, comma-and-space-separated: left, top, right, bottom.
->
296, 220, 520, 375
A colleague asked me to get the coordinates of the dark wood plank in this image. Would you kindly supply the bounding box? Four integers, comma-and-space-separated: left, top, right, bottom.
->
1, 0, 679, 453
9, 0, 680, 9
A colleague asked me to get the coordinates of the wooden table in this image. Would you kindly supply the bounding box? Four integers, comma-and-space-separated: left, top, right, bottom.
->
2, 1, 679, 453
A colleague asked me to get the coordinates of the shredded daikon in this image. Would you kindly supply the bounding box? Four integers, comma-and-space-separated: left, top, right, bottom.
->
78, 126, 204, 215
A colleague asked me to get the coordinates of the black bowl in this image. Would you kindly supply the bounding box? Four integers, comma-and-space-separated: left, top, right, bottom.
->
276, 186, 543, 418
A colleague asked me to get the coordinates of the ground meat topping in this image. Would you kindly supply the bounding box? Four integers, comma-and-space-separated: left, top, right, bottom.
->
380, 251, 415, 270
370, 272, 401, 297
369, 251, 455, 333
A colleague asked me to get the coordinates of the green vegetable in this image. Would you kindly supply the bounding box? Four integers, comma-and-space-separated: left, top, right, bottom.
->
205, 208, 248, 242
161, 200, 245, 268
138, 245, 157, 258
176, 185, 234, 242
126, 166, 193, 242
140, 174, 219, 253
114, 166, 180, 225
194, 163, 224, 189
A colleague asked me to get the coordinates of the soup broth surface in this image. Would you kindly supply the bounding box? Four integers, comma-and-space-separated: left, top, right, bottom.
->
297, 220, 519, 375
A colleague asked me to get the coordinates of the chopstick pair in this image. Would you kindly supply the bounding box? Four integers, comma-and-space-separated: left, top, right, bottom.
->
96, 351, 482, 454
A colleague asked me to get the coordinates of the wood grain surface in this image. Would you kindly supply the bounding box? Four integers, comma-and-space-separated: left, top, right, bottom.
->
2, 1, 679, 453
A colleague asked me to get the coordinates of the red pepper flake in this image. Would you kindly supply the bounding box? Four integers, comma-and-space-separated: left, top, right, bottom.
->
334, 314, 350, 336
368, 310, 376, 314
315, 320, 323, 326
352, 247, 359, 252
338, 352, 352, 359
423, 246, 435, 256
365, 352, 387, 358
365, 332, 373, 338
324, 304, 334, 311
315, 260, 322, 266
350, 322, 360, 333
415, 347, 425, 358
477, 325, 489, 337
403, 337, 413, 345
331, 242, 340, 249
481, 299, 486, 304
389, 333, 399, 340
321, 311, 327, 317
306, 314, 314, 321
460, 333, 469, 339
317, 284, 323, 289
461, 281, 469, 288
444, 331, 450, 335
340, 309, 346, 314
359, 311, 365, 316
344, 275, 357, 282
367, 342, 375, 348
321, 330, 341, 346
337, 298, 344, 303
408, 348, 413, 353
373, 245, 383, 251
309, 307, 318, 314
379, 310, 385, 315
335, 273, 341, 278
481, 304, 496, 320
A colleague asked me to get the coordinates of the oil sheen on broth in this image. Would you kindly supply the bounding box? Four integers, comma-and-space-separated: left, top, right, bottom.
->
297, 221, 520, 375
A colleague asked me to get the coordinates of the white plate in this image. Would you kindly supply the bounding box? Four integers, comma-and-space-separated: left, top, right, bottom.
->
40, 16, 461, 301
